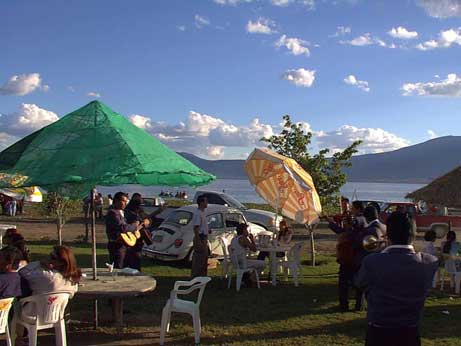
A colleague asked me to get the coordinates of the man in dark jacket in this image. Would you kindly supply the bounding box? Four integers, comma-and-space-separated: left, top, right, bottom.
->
356, 212, 438, 346
106, 192, 143, 269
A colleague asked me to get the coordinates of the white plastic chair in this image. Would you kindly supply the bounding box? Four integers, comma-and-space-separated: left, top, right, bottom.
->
441, 257, 461, 293
0, 297, 14, 346
277, 242, 304, 287
160, 276, 211, 346
16, 292, 71, 346
218, 237, 231, 279
227, 245, 260, 291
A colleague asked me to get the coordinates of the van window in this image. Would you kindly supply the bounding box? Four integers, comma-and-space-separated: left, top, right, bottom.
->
226, 213, 245, 228
203, 193, 226, 205
165, 211, 193, 226
207, 213, 224, 229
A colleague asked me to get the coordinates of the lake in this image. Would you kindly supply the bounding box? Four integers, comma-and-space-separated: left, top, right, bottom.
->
97, 179, 426, 204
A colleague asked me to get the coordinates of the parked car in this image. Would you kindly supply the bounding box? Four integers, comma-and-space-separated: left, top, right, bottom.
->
192, 190, 280, 231
142, 204, 272, 263
379, 202, 461, 238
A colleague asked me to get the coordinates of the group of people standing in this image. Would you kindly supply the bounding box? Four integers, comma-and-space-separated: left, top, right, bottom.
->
0, 194, 24, 216
328, 198, 438, 346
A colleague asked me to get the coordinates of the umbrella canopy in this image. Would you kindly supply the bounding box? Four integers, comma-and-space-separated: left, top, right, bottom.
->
244, 148, 322, 224
0, 100, 215, 195
407, 166, 461, 207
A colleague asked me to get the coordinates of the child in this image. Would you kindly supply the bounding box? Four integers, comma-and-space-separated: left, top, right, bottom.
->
0, 247, 25, 299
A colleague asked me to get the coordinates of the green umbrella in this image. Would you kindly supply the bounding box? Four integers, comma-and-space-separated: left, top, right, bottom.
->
0, 100, 215, 192
0, 100, 215, 278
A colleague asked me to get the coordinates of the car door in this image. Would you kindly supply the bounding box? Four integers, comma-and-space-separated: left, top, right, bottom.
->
206, 212, 226, 256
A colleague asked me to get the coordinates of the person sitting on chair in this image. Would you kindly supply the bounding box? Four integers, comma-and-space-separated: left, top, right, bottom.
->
257, 219, 293, 261
230, 223, 266, 285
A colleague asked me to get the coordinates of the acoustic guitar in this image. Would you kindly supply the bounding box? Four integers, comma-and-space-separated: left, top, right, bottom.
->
120, 223, 145, 247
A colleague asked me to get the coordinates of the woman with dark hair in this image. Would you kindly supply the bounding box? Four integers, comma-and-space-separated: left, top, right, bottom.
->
442, 230, 460, 256
19, 245, 82, 297
4, 228, 30, 269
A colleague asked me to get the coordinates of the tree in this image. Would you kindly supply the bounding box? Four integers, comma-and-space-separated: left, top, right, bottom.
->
43, 192, 81, 245
262, 115, 361, 265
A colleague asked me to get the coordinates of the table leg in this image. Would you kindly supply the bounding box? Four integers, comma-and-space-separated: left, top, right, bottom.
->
112, 298, 124, 334
271, 251, 277, 286
93, 299, 98, 329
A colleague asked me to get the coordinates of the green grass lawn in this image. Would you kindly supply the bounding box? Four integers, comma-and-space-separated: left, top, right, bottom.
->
27, 242, 461, 346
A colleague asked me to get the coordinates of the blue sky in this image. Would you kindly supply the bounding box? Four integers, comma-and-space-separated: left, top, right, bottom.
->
1, 0, 461, 159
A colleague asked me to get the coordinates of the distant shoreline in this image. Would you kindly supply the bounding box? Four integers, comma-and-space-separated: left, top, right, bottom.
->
209, 177, 429, 184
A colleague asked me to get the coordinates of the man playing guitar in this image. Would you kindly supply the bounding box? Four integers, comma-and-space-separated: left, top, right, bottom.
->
105, 192, 149, 269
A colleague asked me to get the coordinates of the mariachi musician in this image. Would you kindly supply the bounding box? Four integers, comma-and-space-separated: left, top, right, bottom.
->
327, 199, 367, 312
105, 192, 150, 269
124, 193, 165, 270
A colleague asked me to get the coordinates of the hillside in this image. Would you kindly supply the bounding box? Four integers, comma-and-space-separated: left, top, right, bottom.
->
179, 136, 461, 183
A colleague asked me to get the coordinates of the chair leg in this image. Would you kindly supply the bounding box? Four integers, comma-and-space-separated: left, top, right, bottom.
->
227, 272, 232, 289
5, 323, 12, 346
455, 274, 461, 294
160, 306, 169, 345
291, 265, 299, 287
192, 310, 201, 345
236, 272, 243, 291
55, 319, 67, 346
254, 269, 260, 289
27, 326, 38, 346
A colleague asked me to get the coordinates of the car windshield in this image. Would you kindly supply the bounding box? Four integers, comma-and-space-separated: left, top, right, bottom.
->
164, 210, 193, 226
224, 194, 247, 210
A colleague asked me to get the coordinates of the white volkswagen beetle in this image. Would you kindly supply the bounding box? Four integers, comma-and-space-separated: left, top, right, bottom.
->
142, 204, 272, 263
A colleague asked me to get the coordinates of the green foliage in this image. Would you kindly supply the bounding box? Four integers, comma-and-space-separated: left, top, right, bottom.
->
262, 115, 361, 210
42, 193, 82, 221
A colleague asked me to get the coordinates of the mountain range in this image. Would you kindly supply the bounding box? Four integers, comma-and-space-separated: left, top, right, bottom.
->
179, 136, 461, 183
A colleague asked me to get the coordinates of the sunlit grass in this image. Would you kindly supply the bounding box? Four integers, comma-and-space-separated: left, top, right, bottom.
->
25, 242, 461, 346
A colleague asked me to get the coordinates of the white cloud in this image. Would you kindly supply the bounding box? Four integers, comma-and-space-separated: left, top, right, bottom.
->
417, 0, 461, 18
388, 26, 418, 39
342, 33, 399, 48
272, 0, 293, 5
195, 15, 210, 28
416, 28, 461, 50
128, 110, 274, 158
0, 103, 59, 137
0, 73, 43, 96
275, 35, 310, 56
427, 129, 438, 139
282, 68, 316, 87
316, 125, 410, 154
206, 146, 225, 158
128, 114, 152, 129
401, 73, 461, 97
177, 25, 186, 31
0, 132, 19, 150
346, 33, 374, 46
213, 0, 255, 4
87, 92, 101, 98
344, 74, 370, 92
246, 18, 276, 34
67, 86, 75, 92
330, 25, 351, 37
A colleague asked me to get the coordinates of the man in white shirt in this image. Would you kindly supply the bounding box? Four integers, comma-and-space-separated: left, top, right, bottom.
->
191, 195, 209, 278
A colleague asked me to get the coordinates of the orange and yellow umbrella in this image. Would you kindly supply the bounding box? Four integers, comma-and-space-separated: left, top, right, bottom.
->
244, 148, 322, 224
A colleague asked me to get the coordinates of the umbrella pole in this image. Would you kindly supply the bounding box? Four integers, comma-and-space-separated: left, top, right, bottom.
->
91, 188, 97, 280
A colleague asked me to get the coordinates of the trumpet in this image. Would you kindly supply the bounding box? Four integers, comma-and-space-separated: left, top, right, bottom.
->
362, 235, 387, 252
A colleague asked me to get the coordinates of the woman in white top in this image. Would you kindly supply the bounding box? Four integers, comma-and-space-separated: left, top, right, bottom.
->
230, 223, 266, 273
422, 230, 437, 256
